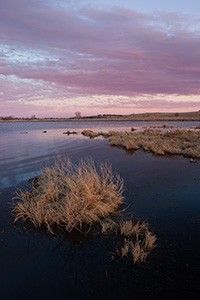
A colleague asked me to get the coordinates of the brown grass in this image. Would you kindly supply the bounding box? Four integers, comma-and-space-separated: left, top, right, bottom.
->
119, 220, 157, 263
100, 219, 157, 264
100, 219, 119, 235
12, 159, 124, 233
12, 157, 157, 264
63, 130, 77, 135
108, 129, 200, 158
81, 128, 200, 158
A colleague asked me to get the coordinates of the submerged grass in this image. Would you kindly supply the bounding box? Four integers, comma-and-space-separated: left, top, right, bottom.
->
12, 159, 124, 233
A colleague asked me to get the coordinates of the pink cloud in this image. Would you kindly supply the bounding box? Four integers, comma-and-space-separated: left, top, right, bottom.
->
0, 0, 200, 116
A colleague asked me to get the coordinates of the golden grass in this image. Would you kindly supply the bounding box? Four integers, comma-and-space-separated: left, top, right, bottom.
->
81, 128, 200, 159
12, 159, 124, 233
119, 220, 148, 237
81, 127, 200, 158
119, 220, 157, 264
81, 130, 99, 138
100, 219, 119, 235
63, 130, 77, 135
12, 158, 157, 264
100, 219, 157, 264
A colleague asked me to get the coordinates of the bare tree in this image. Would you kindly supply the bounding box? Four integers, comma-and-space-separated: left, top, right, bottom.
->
75, 111, 81, 118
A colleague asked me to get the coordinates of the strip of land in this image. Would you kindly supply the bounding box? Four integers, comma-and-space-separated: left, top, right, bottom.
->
82, 128, 200, 159
1, 111, 200, 122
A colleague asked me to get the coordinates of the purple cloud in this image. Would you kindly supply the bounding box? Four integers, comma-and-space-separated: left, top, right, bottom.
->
0, 0, 200, 116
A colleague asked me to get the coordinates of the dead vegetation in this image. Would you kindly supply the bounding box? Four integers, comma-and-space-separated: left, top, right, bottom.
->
63, 130, 77, 135
12, 159, 124, 233
81, 127, 200, 159
100, 219, 157, 264
12, 158, 157, 264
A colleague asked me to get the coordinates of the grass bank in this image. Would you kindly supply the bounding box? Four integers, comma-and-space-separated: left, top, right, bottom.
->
82, 128, 200, 159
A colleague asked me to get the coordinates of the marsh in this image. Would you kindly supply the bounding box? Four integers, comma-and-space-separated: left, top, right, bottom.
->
0, 121, 200, 300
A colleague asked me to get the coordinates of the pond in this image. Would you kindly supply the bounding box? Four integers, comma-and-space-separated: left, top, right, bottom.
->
0, 121, 200, 300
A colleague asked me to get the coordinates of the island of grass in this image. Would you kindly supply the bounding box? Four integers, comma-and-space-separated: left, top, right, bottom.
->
12, 158, 156, 264
82, 127, 200, 159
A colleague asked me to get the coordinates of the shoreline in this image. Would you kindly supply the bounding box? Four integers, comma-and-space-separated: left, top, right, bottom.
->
1, 111, 200, 123
1, 118, 200, 123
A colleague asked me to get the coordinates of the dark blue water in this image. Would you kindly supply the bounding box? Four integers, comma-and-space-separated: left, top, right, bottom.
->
0, 121, 200, 300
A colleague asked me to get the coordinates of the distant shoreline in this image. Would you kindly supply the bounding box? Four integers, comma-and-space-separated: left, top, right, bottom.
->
0, 119, 200, 123
1, 111, 200, 122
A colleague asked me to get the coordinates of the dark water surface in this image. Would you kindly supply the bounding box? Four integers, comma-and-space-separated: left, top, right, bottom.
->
0, 121, 200, 300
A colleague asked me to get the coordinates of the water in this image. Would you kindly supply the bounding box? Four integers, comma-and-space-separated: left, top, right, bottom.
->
0, 120, 199, 190
0, 121, 200, 300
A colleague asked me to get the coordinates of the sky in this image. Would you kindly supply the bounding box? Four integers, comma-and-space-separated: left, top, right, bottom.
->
0, 0, 200, 117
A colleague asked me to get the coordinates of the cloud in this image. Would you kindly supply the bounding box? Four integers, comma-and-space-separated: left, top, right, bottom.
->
0, 0, 200, 116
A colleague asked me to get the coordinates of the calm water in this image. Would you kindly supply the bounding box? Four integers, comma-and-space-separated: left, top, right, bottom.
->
0, 121, 200, 300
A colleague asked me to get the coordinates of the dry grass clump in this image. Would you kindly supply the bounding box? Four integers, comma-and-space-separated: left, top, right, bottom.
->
81, 130, 118, 139
63, 130, 77, 135
12, 159, 124, 233
100, 219, 119, 235
100, 219, 157, 264
119, 220, 148, 237
121, 239, 148, 263
119, 220, 157, 264
81, 130, 99, 138
109, 129, 200, 159
81, 127, 200, 159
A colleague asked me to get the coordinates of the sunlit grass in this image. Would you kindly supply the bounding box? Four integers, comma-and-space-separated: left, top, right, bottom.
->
12, 158, 124, 233
81, 127, 200, 159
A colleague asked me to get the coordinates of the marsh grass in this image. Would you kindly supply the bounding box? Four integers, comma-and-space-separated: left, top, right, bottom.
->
110, 129, 200, 158
119, 220, 156, 263
12, 159, 124, 233
81, 128, 200, 158
100, 219, 119, 235
12, 158, 157, 264
100, 219, 157, 263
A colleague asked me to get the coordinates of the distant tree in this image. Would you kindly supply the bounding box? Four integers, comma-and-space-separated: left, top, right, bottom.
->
75, 111, 81, 118
31, 115, 36, 119
3, 115, 15, 120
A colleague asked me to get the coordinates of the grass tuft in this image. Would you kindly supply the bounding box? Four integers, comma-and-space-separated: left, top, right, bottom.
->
12, 159, 124, 233
117, 220, 157, 264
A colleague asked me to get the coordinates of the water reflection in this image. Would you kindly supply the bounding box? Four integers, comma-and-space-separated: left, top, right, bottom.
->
0, 121, 199, 189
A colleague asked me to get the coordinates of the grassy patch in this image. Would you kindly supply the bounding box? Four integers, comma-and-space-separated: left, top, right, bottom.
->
12, 159, 124, 233
101, 219, 157, 264
81, 128, 200, 159
12, 159, 157, 264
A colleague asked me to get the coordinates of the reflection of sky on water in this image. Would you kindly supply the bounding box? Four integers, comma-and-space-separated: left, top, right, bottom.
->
0, 121, 200, 189
0, 129, 99, 189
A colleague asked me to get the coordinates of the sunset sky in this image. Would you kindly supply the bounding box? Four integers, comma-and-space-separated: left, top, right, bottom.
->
0, 0, 200, 117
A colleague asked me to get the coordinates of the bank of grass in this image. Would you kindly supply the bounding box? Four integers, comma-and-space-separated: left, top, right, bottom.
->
13, 159, 124, 233
82, 128, 200, 159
